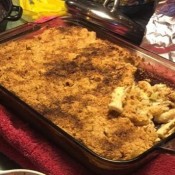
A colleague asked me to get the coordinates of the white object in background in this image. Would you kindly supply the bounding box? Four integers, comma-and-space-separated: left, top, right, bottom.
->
0, 169, 46, 175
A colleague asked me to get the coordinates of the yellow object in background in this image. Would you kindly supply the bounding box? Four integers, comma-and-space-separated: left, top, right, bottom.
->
19, 0, 67, 21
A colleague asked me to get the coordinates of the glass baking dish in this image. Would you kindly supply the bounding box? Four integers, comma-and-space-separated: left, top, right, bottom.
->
0, 17, 175, 175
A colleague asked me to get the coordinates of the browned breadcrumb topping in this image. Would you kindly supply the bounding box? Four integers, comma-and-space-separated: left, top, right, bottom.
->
0, 26, 159, 160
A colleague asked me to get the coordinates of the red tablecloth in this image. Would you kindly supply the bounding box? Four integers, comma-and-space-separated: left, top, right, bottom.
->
0, 105, 175, 175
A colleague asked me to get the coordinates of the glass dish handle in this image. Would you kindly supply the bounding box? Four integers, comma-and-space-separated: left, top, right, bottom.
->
158, 137, 175, 154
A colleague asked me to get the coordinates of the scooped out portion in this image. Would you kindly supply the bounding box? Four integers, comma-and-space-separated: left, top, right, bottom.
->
109, 80, 175, 140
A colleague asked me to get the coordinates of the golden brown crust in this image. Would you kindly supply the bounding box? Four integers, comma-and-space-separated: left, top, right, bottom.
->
0, 26, 158, 160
